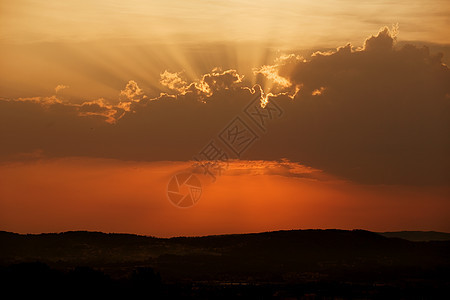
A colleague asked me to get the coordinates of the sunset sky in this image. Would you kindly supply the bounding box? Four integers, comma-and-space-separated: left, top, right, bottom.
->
1, 0, 449, 236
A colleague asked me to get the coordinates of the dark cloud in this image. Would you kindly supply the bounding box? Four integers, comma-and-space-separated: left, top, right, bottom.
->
1, 28, 449, 185
254, 27, 450, 185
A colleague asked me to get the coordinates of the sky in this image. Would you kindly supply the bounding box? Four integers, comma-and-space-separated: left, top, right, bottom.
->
0, 0, 449, 236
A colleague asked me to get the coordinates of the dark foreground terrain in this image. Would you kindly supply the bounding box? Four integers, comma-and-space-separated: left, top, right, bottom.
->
0, 229, 449, 299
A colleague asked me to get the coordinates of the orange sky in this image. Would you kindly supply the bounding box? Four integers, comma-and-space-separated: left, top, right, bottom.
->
1, 0, 450, 100
1, 158, 448, 237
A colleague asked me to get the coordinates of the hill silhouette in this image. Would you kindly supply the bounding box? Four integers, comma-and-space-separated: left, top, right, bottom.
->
378, 230, 450, 241
1, 229, 449, 298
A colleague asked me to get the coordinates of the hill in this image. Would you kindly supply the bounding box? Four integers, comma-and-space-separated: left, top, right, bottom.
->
378, 230, 450, 241
1, 229, 449, 298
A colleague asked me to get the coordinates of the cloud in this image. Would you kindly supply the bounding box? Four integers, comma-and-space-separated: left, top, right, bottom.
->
160, 70, 188, 93
197, 159, 329, 181
363, 25, 398, 52
254, 54, 301, 92
119, 80, 146, 102
158, 68, 244, 98
159, 68, 245, 98
54, 84, 69, 94
254, 26, 450, 184
1, 27, 449, 185
15, 96, 62, 106
78, 98, 122, 124
200, 69, 244, 93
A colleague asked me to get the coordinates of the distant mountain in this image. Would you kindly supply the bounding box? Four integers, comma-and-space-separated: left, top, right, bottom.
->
378, 231, 450, 241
